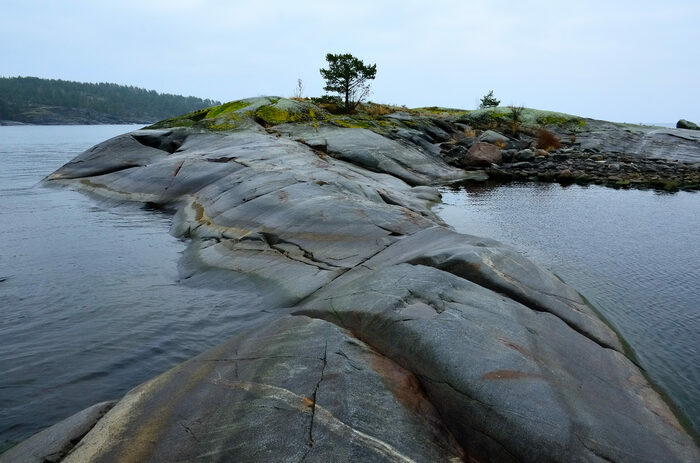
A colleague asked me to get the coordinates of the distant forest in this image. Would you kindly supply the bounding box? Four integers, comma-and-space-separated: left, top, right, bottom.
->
0, 77, 221, 124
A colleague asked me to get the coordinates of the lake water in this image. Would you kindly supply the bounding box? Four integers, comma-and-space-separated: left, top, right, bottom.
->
437, 182, 699, 436
0, 126, 269, 449
0, 127, 697, 449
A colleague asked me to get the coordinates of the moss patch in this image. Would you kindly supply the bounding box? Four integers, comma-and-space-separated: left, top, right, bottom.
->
206, 100, 251, 118
255, 105, 299, 125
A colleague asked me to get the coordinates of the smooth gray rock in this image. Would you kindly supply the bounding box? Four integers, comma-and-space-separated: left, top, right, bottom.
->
276, 124, 466, 185
61, 316, 465, 462
33, 97, 699, 462
567, 121, 700, 162
296, 263, 696, 463
0, 401, 115, 463
478, 129, 509, 145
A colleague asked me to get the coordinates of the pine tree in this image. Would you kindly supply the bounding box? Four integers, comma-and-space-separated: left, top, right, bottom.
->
320, 53, 377, 113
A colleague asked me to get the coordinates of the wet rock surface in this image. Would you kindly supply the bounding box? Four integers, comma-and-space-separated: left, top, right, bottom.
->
5, 97, 698, 462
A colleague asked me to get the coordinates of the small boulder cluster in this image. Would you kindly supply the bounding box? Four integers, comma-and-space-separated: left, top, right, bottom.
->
440, 126, 700, 191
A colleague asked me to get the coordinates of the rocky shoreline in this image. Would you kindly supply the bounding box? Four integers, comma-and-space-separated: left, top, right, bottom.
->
2, 97, 698, 462
477, 148, 698, 191
436, 110, 700, 192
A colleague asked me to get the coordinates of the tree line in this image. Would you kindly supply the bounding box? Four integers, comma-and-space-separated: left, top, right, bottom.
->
0, 77, 220, 122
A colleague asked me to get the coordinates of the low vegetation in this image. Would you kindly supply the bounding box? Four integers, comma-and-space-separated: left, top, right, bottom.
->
536, 128, 562, 151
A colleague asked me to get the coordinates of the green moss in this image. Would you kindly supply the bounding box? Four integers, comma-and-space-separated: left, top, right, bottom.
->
331, 116, 380, 130
148, 118, 195, 129
254, 105, 308, 125
209, 122, 238, 131
206, 100, 251, 118
536, 114, 585, 126
411, 107, 467, 117
147, 106, 213, 129
663, 181, 680, 191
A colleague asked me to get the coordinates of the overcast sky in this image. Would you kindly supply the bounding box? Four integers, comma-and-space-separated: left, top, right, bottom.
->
2, 0, 698, 123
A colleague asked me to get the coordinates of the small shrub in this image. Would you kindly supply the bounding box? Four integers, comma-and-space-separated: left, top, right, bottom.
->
509, 105, 524, 123
479, 90, 500, 108
363, 103, 394, 117
536, 129, 561, 151
311, 95, 342, 105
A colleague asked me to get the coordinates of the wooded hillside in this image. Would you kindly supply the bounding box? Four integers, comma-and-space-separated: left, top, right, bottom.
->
0, 77, 220, 124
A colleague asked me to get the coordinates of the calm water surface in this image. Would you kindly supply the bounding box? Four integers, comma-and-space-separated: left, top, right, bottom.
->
0, 126, 268, 448
437, 182, 699, 435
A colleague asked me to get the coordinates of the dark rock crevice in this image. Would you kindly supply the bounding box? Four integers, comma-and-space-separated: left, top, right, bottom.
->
132, 131, 188, 154
259, 232, 345, 270
52, 163, 142, 180
301, 342, 328, 462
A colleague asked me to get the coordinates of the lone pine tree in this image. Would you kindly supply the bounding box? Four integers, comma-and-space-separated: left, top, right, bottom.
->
320, 53, 377, 113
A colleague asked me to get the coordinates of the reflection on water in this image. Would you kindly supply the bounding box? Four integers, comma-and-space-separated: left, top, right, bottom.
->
437, 182, 700, 435
0, 126, 269, 447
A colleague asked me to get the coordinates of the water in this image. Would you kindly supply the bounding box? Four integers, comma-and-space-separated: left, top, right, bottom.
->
437, 182, 699, 435
0, 126, 268, 447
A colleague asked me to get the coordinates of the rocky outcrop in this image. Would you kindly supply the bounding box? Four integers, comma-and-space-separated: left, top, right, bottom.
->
0, 402, 115, 463
456, 107, 700, 164
5, 97, 697, 462
677, 119, 699, 131
485, 148, 700, 191
446, 108, 700, 191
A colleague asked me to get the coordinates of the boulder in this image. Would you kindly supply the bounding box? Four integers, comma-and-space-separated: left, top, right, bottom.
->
466, 141, 502, 167
478, 129, 509, 145
516, 148, 535, 161
677, 119, 699, 130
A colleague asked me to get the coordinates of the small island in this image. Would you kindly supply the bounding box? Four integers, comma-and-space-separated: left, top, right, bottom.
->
2, 95, 697, 463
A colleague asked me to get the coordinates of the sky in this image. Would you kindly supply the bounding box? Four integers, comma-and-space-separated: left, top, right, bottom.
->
1, 0, 698, 123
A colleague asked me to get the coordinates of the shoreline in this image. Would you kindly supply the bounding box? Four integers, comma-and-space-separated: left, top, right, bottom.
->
475, 150, 700, 192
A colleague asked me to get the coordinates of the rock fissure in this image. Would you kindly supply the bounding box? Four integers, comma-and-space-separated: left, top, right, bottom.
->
301, 342, 328, 461
259, 232, 345, 270
179, 422, 199, 443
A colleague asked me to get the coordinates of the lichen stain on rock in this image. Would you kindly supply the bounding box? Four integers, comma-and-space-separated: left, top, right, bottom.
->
366, 351, 468, 461
496, 338, 536, 361
481, 370, 544, 381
